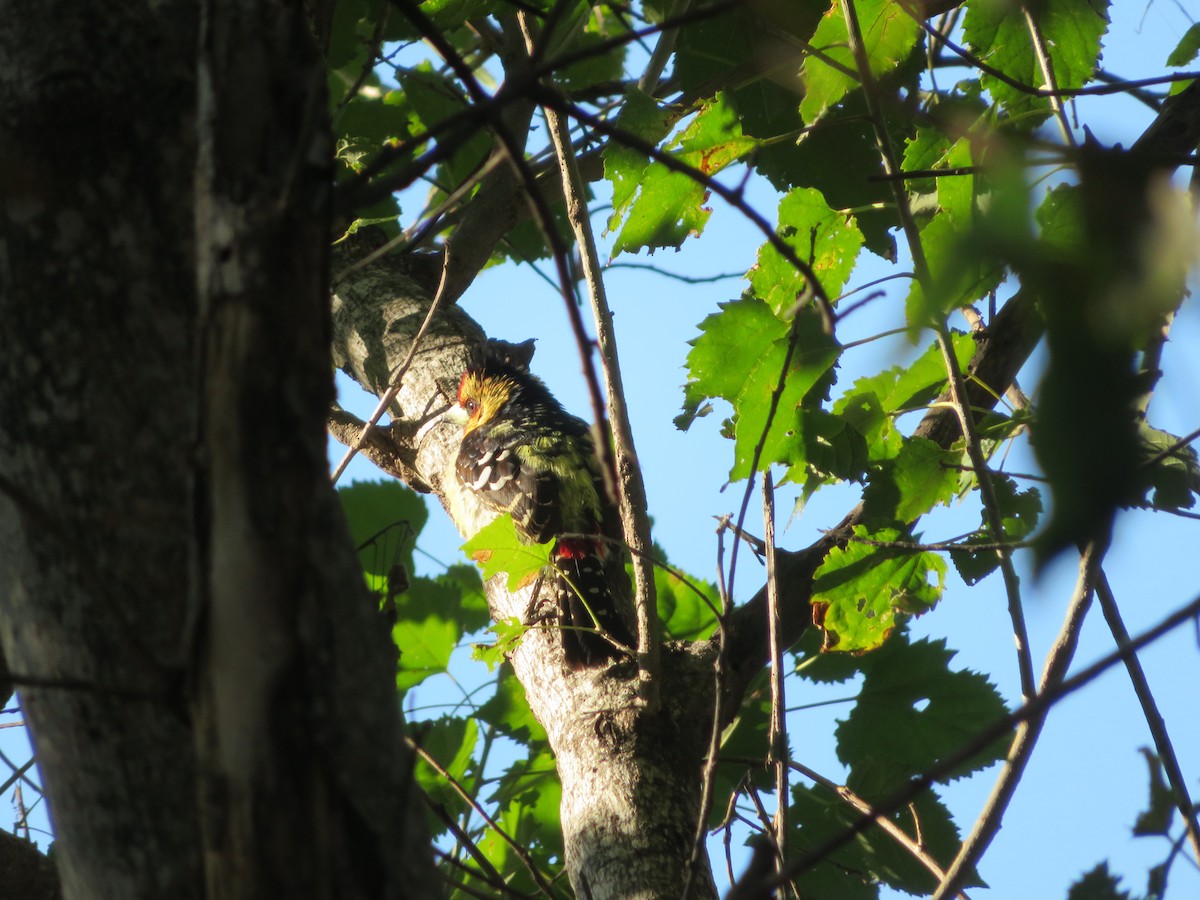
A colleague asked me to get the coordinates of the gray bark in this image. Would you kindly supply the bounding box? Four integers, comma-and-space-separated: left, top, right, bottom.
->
0, 3, 204, 896
0, 2, 438, 898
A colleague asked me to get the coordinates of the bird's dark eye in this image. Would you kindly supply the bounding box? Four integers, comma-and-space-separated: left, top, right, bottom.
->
465, 398, 479, 415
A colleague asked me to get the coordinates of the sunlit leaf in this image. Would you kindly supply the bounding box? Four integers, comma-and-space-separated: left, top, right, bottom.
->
749, 187, 864, 316
963, 0, 1111, 125
678, 297, 839, 479
461, 514, 553, 590
811, 526, 946, 651
801, 0, 921, 124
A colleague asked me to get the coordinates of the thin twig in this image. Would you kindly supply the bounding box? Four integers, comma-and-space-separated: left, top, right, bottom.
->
780, 757, 970, 899
841, 0, 1036, 703
330, 245, 454, 484
1095, 570, 1200, 866
762, 471, 788, 893
683, 523, 734, 900
426, 800, 535, 899
638, 0, 690, 93
1022, 6, 1077, 148
405, 736, 560, 899
932, 538, 1105, 899
521, 10, 661, 703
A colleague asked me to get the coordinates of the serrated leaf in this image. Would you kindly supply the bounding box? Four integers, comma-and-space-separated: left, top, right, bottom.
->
471, 616, 528, 670
963, 0, 1111, 125
787, 784, 886, 900
949, 475, 1041, 586
749, 187, 864, 316
837, 634, 1009, 797
784, 407, 871, 488
1067, 863, 1133, 900
679, 298, 840, 479
862, 435, 961, 522
801, 0, 921, 124
604, 88, 675, 224
611, 93, 757, 255
811, 526, 947, 651
461, 514, 553, 590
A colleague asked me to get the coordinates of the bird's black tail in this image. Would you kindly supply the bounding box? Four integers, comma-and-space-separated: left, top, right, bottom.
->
551, 550, 635, 667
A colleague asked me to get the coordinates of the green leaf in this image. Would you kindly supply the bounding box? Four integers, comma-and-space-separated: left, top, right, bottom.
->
1135, 422, 1200, 511
788, 784, 968, 897
479, 665, 547, 745
963, 0, 1111, 125
338, 479, 427, 579
655, 564, 720, 641
471, 616, 528, 671
904, 212, 1005, 330
937, 138, 975, 226
611, 93, 757, 255
397, 64, 492, 186
1067, 863, 1133, 900
787, 783, 887, 900
811, 526, 947, 651
836, 634, 1009, 797
390, 566, 487, 691
949, 475, 1042, 586
604, 89, 674, 225
829, 332, 975, 482
482, 746, 563, 880
749, 187, 865, 316
1132, 749, 1176, 837
801, 0, 921, 124
862, 435, 961, 523
461, 514, 553, 590
412, 715, 478, 815
679, 298, 840, 480
758, 94, 898, 259
1166, 23, 1200, 67
784, 407, 871, 490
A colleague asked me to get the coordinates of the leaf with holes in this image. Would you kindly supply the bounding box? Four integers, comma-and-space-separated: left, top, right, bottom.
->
811, 526, 946, 651
836, 634, 1009, 797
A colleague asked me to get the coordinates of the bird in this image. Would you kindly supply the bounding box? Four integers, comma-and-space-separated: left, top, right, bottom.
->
442, 352, 634, 666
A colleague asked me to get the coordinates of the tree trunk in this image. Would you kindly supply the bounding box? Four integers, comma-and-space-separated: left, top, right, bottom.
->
0, 3, 438, 897
0, 3, 204, 895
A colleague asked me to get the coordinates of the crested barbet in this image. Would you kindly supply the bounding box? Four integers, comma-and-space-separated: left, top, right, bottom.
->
443, 355, 634, 666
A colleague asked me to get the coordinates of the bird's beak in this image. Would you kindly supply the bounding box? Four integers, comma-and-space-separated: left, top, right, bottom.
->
443, 404, 469, 427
